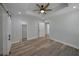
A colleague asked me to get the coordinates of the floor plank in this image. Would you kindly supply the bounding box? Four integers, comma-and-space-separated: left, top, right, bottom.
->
10, 37, 79, 56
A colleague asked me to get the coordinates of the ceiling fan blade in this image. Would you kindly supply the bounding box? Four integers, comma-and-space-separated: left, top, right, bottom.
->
36, 4, 41, 8
44, 12, 46, 14
45, 9, 52, 11
44, 3, 50, 9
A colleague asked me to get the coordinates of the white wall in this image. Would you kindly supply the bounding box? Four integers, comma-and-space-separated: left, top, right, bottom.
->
11, 16, 22, 43
27, 20, 38, 39
11, 15, 44, 43
49, 10, 79, 49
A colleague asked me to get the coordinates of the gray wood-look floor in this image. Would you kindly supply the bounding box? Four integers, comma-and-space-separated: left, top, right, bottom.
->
10, 37, 79, 56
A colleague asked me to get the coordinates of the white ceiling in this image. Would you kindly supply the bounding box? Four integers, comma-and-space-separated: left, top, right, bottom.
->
4, 3, 79, 19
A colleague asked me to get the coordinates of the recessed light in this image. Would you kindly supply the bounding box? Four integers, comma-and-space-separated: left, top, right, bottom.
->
73, 6, 76, 8
18, 12, 21, 14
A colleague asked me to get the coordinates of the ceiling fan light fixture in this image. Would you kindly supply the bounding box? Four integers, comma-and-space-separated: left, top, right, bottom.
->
34, 3, 52, 14
40, 10, 44, 13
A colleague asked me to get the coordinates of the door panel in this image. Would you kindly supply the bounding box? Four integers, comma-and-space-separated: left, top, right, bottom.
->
7, 17, 11, 55
3, 14, 11, 55
39, 23, 45, 37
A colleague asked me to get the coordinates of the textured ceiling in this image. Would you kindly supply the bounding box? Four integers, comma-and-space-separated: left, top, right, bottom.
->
4, 3, 79, 19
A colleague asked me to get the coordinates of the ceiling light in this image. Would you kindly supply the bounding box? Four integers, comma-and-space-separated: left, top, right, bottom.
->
18, 12, 21, 14
40, 10, 44, 13
73, 6, 76, 8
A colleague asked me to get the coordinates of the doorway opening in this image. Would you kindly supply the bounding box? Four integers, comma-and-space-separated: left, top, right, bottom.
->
38, 21, 50, 39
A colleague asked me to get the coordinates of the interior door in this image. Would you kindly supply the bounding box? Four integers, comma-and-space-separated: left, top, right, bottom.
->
3, 14, 11, 55
38, 22, 45, 38
7, 16, 11, 55
22, 24, 27, 41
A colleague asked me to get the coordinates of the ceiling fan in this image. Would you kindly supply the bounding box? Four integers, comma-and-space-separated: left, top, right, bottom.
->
34, 3, 52, 14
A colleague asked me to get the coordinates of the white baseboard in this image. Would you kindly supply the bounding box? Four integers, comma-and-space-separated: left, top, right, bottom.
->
27, 36, 38, 40
27, 36, 46, 40
11, 37, 38, 44
50, 37, 79, 49
11, 40, 21, 44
